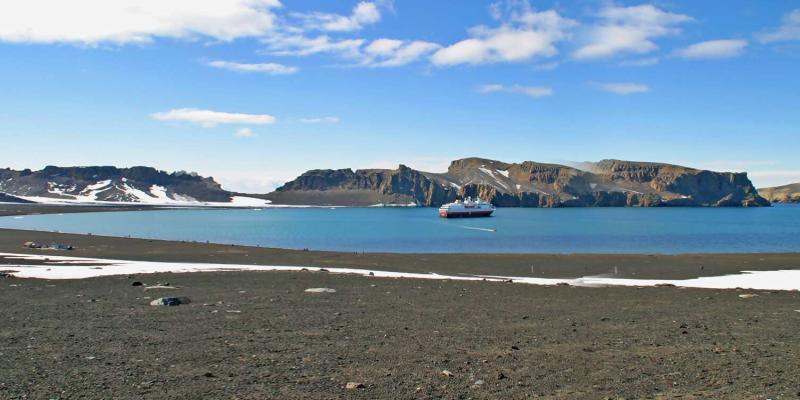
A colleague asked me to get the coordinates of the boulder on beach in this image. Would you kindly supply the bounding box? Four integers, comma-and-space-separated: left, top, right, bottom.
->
305, 288, 336, 293
150, 297, 190, 306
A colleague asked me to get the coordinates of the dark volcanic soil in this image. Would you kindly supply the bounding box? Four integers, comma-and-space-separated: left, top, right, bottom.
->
1, 272, 798, 399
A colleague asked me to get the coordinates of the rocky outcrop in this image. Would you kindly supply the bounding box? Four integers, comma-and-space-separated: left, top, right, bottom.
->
267, 165, 458, 206
0, 192, 32, 203
758, 183, 800, 203
269, 157, 770, 207
0, 166, 234, 203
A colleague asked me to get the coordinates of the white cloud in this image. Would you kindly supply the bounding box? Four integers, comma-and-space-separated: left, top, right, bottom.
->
263, 33, 365, 57
293, 1, 382, 32
573, 5, 692, 60
692, 160, 779, 172
152, 108, 276, 127
757, 9, 800, 43
0, 0, 281, 45
264, 34, 437, 68
235, 128, 255, 137
362, 39, 440, 67
477, 84, 553, 98
432, 8, 576, 66
533, 61, 560, 70
299, 116, 340, 124
675, 39, 747, 59
595, 82, 650, 95
207, 60, 298, 75
619, 57, 659, 67
748, 170, 800, 188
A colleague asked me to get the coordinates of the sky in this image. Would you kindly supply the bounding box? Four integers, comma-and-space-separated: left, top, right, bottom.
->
1, 0, 799, 192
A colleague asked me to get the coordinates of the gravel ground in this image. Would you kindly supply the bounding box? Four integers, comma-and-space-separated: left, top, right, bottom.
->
1, 271, 798, 399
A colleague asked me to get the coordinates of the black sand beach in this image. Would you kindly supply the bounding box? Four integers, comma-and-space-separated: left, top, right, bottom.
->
0, 204, 799, 399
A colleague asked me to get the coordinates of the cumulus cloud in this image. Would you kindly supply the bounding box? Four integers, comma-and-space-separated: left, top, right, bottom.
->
0, 0, 281, 45
477, 84, 553, 98
757, 9, 800, 43
293, 1, 382, 32
573, 5, 692, 60
431, 7, 576, 66
208, 60, 298, 74
299, 116, 340, 124
152, 108, 276, 127
675, 39, 747, 59
235, 128, 255, 137
594, 82, 650, 95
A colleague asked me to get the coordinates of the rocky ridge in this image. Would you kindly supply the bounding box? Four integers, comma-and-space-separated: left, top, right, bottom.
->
0, 166, 243, 204
267, 157, 769, 207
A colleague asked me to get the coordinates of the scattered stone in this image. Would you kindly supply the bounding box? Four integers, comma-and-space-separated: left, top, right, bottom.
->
144, 285, 179, 291
202, 372, 215, 378
131, 281, 143, 287
738, 294, 758, 299
345, 382, 365, 389
441, 370, 453, 377
318, 268, 329, 272
510, 345, 520, 350
472, 379, 485, 387
149, 297, 190, 306
368, 272, 375, 276
556, 282, 570, 287
655, 283, 676, 287
497, 372, 507, 380
305, 288, 336, 293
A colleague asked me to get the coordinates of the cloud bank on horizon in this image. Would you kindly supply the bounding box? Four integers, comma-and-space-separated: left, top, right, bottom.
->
0, 1, 799, 191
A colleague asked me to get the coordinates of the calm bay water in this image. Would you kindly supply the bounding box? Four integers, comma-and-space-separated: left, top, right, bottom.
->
2, 206, 800, 253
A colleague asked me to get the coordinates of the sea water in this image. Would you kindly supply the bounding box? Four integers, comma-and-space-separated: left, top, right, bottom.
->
2, 205, 799, 253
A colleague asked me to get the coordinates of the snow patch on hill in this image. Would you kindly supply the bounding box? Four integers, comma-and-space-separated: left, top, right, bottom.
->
20, 179, 271, 207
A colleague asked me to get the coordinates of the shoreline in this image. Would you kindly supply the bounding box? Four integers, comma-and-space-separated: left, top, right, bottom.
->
2, 227, 800, 280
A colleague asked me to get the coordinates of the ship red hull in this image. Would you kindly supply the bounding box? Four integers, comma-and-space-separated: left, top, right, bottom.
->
439, 210, 494, 218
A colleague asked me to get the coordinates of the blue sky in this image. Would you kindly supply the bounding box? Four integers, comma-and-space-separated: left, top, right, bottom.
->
1, 0, 799, 192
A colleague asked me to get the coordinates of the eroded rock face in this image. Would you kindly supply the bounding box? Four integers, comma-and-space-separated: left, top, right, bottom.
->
266, 157, 770, 207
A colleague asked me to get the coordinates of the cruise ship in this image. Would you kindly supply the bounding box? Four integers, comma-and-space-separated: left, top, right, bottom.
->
438, 197, 495, 218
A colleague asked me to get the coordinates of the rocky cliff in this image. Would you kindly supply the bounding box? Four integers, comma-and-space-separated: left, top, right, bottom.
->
758, 183, 800, 203
267, 157, 769, 207
0, 166, 239, 204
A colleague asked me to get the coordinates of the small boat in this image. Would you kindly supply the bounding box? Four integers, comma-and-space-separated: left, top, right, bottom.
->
439, 197, 495, 218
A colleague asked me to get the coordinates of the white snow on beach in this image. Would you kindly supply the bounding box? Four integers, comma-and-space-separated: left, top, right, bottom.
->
1, 252, 799, 291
